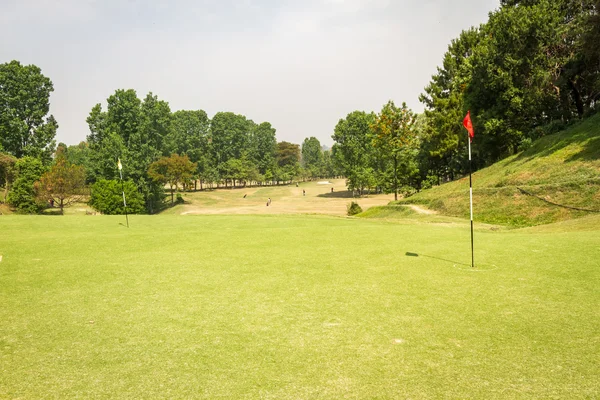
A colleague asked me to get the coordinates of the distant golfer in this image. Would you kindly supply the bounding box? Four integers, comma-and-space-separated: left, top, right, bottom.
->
331, 187, 334, 193
303, 190, 305, 196
268, 197, 272, 206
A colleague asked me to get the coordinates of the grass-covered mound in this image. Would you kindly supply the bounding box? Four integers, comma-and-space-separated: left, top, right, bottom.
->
393, 113, 600, 227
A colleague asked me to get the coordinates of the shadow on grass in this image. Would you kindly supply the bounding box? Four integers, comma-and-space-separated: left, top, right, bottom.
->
405, 252, 471, 267
317, 191, 363, 199
42, 209, 63, 215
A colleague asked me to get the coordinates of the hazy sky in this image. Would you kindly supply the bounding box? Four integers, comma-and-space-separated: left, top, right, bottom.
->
1, 0, 499, 147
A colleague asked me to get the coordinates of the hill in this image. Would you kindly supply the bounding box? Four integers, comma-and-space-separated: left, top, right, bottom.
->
369, 113, 600, 227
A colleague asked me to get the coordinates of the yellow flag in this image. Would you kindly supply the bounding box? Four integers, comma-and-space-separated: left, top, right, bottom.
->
117, 158, 122, 171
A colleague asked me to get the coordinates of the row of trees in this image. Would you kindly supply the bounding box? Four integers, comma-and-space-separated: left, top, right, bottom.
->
72, 89, 340, 213
1, 61, 340, 214
420, 0, 600, 180
332, 0, 600, 197
331, 102, 421, 199
4, 1, 598, 211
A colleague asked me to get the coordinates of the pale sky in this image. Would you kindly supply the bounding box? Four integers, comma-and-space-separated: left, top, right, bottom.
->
0, 0, 499, 147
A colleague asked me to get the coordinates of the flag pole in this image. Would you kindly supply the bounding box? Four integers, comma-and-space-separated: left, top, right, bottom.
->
463, 111, 475, 268
468, 136, 474, 268
118, 158, 129, 228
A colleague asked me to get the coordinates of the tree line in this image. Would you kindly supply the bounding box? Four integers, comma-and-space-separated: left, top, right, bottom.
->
0, 61, 340, 214
2, 1, 598, 213
331, 0, 600, 196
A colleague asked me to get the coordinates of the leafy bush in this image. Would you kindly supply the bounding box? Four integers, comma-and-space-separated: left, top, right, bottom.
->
176, 193, 184, 204
7, 157, 46, 214
518, 137, 533, 152
89, 179, 145, 215
347, 201, 363, 216
420, 175, 438, 191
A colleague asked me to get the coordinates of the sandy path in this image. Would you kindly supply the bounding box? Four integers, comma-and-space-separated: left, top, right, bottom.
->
407, 205, 437, 215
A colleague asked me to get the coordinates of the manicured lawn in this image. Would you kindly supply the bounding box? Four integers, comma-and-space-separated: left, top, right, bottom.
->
1, 215, 598, 398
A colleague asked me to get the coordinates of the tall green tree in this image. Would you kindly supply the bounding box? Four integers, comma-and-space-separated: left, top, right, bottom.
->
167, 110, 210, 157
210, 112, 252, 166
249, 122, 277, 176
0, 61, 57, 162
420, 28, 482, 181
275, 141, 301, 183
65, 142, 93, 183
301, 137, 323, 178
371, 101, 417, 201
166, 110, 211, 189
85, 89, 170, 213
331, 111, 377, 194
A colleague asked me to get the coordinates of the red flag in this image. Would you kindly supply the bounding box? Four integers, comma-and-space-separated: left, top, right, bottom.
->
463, 111, 474, 142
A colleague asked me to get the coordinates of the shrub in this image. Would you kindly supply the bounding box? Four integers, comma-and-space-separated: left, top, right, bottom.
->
518, 137, 533, 152
7, 157, 46, 214
347, 201, 363, 216
89, 179, 145, 215
176, 193, 184, 204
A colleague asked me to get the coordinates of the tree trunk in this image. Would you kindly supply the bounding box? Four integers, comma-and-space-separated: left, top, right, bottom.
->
393, 154, 398, 201
568, 79, 584, 119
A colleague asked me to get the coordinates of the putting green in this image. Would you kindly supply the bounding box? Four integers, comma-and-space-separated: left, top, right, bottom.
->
1, 215, 598, 398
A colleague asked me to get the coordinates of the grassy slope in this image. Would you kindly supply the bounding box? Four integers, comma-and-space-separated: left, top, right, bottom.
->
1, 215, 599, 398
389, 113, 600, 227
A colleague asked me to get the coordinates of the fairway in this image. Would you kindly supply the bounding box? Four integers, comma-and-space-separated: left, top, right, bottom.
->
1, 215, 599, 398
166, 179, 396, 216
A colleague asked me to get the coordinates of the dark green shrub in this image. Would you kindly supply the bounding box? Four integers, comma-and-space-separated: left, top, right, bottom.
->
518, 137, 533, 152
89, 179, 145, 215
347, 201, 363, 216
176, 193, 184, 204
7, 157, 46, 214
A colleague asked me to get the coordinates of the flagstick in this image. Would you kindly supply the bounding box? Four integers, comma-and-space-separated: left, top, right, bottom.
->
468, 136, 474, 268
119, 168, 129, 228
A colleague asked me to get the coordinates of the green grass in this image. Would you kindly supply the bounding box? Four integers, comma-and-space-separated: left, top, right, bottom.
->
394, 113, 600, 227
1, 215, 599, 398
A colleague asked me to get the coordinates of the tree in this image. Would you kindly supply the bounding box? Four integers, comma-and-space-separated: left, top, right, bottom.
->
371, 101, 417, 201
7, 156, 46, 213
34, 155, 87, 213
0, 60, 57, 162
301, 137, 323, 179
249, 122, 277, 176
89, 179, 145, 215
275, 141, 300, 183
0, 152, 17, 203
210, 112, 253, 166
331, 111, 377, 194
148, 154, 197, 204
167, 110, 210, 157
65, 142, 93, 183
419, 28, 482, 182
85, 89, 170, 213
